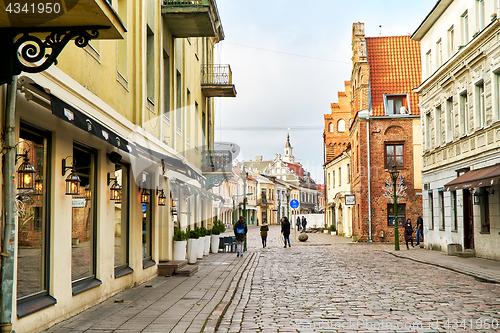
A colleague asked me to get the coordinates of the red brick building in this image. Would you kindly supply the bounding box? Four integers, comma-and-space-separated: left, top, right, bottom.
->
349, 23, 423, 242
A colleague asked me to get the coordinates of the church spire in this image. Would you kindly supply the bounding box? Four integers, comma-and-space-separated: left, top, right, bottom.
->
283, 131, 294, 163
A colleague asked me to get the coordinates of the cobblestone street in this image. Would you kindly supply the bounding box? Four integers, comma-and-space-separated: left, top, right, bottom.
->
218, 225, 500, 332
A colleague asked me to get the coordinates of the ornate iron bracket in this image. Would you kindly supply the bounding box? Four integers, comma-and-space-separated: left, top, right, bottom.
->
0, 26, 109, 85
203, 172, 229, 190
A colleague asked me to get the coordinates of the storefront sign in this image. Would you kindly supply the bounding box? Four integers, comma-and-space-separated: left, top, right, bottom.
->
345, 194, 356, 205
72, 198, 86, 208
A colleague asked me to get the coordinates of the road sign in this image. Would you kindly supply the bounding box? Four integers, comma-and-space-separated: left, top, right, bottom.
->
290, 199, 299, 209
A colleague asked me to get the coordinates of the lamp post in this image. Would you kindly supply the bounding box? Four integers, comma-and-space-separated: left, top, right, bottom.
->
389, 165, 400, 251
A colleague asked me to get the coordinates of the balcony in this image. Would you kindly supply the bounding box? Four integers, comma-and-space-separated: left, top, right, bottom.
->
161, 0, 223, 39
201, 64, 237, 97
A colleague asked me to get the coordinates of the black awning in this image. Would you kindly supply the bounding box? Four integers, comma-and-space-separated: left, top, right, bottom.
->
50, 95, 137, 156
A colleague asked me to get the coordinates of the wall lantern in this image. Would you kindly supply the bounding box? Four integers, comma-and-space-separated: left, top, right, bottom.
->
84, 185, 92, 201
34, 173, 43, 195
62, 156, 80, 195
473, 190, 482, 205
140, 188, 151, 204
107, 172, 122, 201
16, 148, 36, 191
157, 188, 166, 206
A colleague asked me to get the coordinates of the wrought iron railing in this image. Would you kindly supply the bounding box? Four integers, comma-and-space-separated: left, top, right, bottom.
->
201, 64, 233, 85
163, 0, 209, 5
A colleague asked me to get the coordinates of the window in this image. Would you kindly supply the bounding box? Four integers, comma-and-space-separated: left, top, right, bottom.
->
480, 188, 490, 233
425, 112, 432, 150
436, 105, 442, 146
17, 123, 53, 309
460, 90, 468, 136
142, 172, 154, 266
448, 25, 455, 56
327, 173, 331, 189
439, 189, 445, 230
329, 122, 334, 132
387, 204, 406, 226
337, 119, 345, 132
461, 10, 469, 45
71, 144, 97, 289
451, 191, 458, 231
163, 51, 170, 119
338, 167, 342, 186
146, 26, 155, 102
332, 170, 335, 188
187, 89, 191, 142
493, 69, 500, 122
477, 0, 485, 31
476, 80, 485, 128
117, 0, 128, 78
114, 164, 130, 275
385, 144, 403, 168
194, 102, 199, 148
429, 191, 434, 230
347, 164, 350, 184
446, 97, 454, 142
384, 95, 408, 115
176, 71, 182, 132
436, 39, 442, 68
426, 50, 432, 77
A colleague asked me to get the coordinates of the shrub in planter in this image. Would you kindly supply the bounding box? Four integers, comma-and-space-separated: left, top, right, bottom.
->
211, 220, 226, 235
173, 227, 187, 260
329, 224, 336, 234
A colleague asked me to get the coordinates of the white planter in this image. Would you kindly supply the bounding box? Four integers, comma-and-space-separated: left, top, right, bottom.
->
211, 234, 220, 253
187, 238, 198, 264
197, 237, 204, 259
173, 240, 187, 260
203, 235, 211, 256
323, 230, 329, 233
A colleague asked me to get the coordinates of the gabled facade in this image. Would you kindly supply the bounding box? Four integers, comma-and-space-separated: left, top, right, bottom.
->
412, 0, 500, 259
350, 23, 423, 242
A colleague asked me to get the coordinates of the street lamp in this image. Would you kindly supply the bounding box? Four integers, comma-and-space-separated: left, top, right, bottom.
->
389, 165, 400, 251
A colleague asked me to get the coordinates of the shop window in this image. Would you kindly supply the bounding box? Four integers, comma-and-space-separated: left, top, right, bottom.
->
114, 163, 131, 277
385, 143, 403, 168
142, 172, 154, 267
71, 144, 98, 292
17, 123, 55, 316
387, 203, 406, 226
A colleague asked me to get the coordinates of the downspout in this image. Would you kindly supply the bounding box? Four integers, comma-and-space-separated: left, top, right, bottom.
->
366, 42, 373, 243
1, 76, 17, 333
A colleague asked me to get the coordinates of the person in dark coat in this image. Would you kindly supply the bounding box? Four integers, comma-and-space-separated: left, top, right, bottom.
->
296, 216, 301, 231
260, 219, 269, 248
415, 216, 424, 246
301, 216, 307, 232
402, 218, 414, 250
281, 217, 291, 248
234, 216, 248, 257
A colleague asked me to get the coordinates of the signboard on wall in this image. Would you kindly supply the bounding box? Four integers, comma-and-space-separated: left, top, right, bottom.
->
345, 194, 356, 206
72, 198, 86, 208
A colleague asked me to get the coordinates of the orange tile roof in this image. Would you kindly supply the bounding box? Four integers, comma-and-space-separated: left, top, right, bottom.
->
366, 36, 421, 116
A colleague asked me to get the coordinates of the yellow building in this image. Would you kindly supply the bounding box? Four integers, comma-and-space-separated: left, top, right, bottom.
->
0, 1, 235, 331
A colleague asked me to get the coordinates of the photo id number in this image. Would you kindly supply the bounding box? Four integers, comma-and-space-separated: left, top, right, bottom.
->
5, 2, 61, 14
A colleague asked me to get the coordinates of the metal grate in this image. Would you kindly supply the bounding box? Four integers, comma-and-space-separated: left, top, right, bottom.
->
202, 64, 232, 85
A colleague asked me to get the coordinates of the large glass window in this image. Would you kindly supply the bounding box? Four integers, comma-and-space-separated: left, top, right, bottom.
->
71, 144, 97, 286
387, 204, 405, 226
17, 124, 50, 302
114, 164, 130, 272
385, 95, 408, 115
385, 144, 403, 168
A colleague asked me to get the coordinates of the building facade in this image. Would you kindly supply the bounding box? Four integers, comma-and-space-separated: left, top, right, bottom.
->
349, 23, 423, 242
1, 1, 235, 331
412, 0, 500, 259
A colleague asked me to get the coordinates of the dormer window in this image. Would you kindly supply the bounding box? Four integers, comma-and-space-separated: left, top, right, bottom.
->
384, 94, 409, 115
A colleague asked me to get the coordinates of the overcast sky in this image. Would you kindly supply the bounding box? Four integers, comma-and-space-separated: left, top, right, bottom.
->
213, 0, 437, 183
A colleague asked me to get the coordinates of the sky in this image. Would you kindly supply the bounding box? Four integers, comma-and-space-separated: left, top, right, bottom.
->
213, 0, 437, 183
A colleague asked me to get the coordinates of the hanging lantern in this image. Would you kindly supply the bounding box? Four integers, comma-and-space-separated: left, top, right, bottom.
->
110, 181, 122, 201
62, 157, 80, 196
16, 151, 36, 191
34, 173, 43, 195
141, 188, 151, 204
157, 189, 166, 206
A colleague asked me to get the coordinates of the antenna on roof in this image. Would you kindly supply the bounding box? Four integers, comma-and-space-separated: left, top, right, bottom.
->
379, 25, 382, 36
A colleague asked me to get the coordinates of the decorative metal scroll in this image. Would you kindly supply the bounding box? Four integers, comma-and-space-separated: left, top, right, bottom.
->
382, 174, 408, 203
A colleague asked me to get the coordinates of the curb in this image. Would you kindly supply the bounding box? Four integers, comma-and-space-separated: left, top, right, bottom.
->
202, 253, 255, 332
384, 250, 500, 284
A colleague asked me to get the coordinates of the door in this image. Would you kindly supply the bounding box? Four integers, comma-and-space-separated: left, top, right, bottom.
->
463, 189, 474, 249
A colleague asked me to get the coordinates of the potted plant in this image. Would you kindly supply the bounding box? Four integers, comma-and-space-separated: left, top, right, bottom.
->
173, 227, 187, 260
196, 227, 205, 259
329, 224, 336, 235
203, 227, 212, 256
211, 220, 225, 253
186, 228, 199, 264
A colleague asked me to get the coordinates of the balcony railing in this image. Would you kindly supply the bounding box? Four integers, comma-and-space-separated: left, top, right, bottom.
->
163, 0, 209, 5
201, 64, 236, 97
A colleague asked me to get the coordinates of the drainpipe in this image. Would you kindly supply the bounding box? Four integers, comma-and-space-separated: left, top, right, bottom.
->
1, 76, 17, 333
366, 113, 372, 243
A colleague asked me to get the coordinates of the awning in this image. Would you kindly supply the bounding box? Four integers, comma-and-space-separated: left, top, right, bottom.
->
50, 94, 137, 156
444, 164, 500, 191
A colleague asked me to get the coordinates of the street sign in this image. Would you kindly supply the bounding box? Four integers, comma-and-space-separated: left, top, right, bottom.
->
290, 199, 299, 209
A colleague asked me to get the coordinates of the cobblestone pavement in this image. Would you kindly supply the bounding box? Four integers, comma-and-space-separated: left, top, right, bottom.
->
218, 225, 500, 332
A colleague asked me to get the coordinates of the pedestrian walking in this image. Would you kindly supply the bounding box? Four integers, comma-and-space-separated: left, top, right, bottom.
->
260, 219, 269, 248
402, 218, 414, 250
296, 216, 301, 231
234, 216, 248, 257
415, 215, 424, 246
301, 216, 307, 232
281, 217, 291, 248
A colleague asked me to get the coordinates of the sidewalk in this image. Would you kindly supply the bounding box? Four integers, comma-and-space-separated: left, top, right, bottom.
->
385, 246, 500, 284
44, 252, 255, 333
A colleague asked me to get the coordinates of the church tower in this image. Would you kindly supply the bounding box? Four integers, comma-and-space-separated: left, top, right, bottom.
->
283, 133, 295, 163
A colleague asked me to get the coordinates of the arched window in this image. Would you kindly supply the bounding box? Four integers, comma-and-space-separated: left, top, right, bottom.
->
329, 122, 334, 132
338, 119, 346, 132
